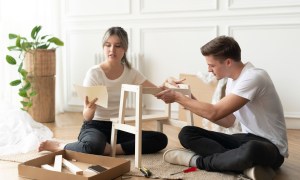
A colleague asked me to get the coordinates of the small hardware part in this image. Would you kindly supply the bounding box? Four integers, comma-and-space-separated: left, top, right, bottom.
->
170, 167, 197, 175
139, 167, 152, 178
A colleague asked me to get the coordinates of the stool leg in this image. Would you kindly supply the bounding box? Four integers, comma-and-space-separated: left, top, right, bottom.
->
110, 87, 128, 157
135, 128, 142, 168
110, 124, 117, 157
156, 121, 163, 132
135, 86, 142, 168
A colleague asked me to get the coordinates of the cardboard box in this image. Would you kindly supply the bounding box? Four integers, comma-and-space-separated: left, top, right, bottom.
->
18, 150, 130, 180
178, 73, 221, 128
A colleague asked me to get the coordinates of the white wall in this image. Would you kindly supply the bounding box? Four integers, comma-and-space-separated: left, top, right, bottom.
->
61, 0, 300, 128
1, 0, 299, 128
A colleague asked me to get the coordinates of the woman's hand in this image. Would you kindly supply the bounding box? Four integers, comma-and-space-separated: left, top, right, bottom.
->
163, 77, 186, 88
83, 96, 98, 121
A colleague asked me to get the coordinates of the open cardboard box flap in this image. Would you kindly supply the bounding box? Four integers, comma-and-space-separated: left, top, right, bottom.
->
18, 150, 130, 180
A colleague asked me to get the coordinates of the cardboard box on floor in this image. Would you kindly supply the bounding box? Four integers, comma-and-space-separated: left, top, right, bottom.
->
18, 150, 130, 180
178, 73, 225, 128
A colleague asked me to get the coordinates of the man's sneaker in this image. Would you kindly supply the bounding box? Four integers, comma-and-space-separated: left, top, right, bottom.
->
163, 148, 196, 167
243, 166, 275, 180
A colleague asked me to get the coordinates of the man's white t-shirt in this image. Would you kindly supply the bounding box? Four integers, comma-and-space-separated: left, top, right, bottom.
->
226, 62, 288, 157
83, 65, 146, 121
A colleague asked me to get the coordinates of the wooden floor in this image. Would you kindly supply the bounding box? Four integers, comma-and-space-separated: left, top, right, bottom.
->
3, 112, 300, 180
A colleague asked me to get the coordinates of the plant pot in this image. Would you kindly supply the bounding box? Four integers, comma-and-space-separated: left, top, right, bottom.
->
25, 49, 56, 77
27, 76, 55, 123
24, 49, 56, 123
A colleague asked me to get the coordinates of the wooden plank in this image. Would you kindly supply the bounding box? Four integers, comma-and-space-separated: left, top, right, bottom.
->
62, 158, 83, 175
164, 82, 189, 89
142, 87, 162, 95
53, 155, 62, 172
41, 164, 55, 171
111, 114, 169, 123
121, 84, 140, 92
114, 124, 136, 134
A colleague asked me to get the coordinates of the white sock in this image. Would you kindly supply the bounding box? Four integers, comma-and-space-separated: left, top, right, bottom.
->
189, 155, 200, 167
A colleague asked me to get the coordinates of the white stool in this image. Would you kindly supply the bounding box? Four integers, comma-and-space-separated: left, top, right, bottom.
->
110, 84, 194, 168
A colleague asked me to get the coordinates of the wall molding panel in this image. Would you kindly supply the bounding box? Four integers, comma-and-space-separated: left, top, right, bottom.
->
140, 26, 218, 53
139, 26, 218, 111
65, 0, 131, 17
140, 0, 217, 14
228, 0, 300, 9
61, 0, 300, 127
64, 28, 107, 111
228, 24, 300, 119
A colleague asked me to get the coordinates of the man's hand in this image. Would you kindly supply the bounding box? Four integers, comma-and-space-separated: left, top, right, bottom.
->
155, 89, 177, 104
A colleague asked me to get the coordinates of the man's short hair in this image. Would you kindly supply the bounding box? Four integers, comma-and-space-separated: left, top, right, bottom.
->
201, 36, 241, 62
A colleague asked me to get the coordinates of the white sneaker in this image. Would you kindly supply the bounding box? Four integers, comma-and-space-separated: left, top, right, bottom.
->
243, 166, 275, 180
163, 148, 196, 167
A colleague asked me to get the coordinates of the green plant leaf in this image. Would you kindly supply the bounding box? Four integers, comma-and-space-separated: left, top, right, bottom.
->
23, 82, 31, 91
48, 37, 64, 46
6, 55, 17, 65
19, 90, 28, 97
21, 100, 32, 109
7, 46, 21, 51
20, 69, 28, 78
27, 101, 33, 108
20, 37, 27, 41
16, 36, 21, 48
21, 42, 33, 50
10, 79, 21, 86
18, 62, 23, 73
9, 33, 18, 39
37, 43, 50, 49
21, 101, 29, 107
31, 25, 42, 39
41, 35, 49, 40
30, 91, 37, 96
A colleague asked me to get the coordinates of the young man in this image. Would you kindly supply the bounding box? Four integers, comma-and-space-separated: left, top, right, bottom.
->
156, 36, 288, 180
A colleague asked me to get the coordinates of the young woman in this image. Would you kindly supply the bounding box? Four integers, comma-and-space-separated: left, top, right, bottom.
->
39, 27, 168, 155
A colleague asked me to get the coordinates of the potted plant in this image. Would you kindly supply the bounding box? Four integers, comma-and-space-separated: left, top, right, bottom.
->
6, 25, 64, 122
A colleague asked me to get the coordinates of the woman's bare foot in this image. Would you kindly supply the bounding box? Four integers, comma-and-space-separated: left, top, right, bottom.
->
38, 140, 66, 152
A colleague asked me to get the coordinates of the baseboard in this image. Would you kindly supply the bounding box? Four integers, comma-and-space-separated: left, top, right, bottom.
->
63, 105, 83, 112
286, 118, 300, 129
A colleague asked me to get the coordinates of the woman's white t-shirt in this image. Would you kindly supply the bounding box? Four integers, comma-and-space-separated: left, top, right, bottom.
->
226, 62, 288, 157
83, 65, 146, 121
